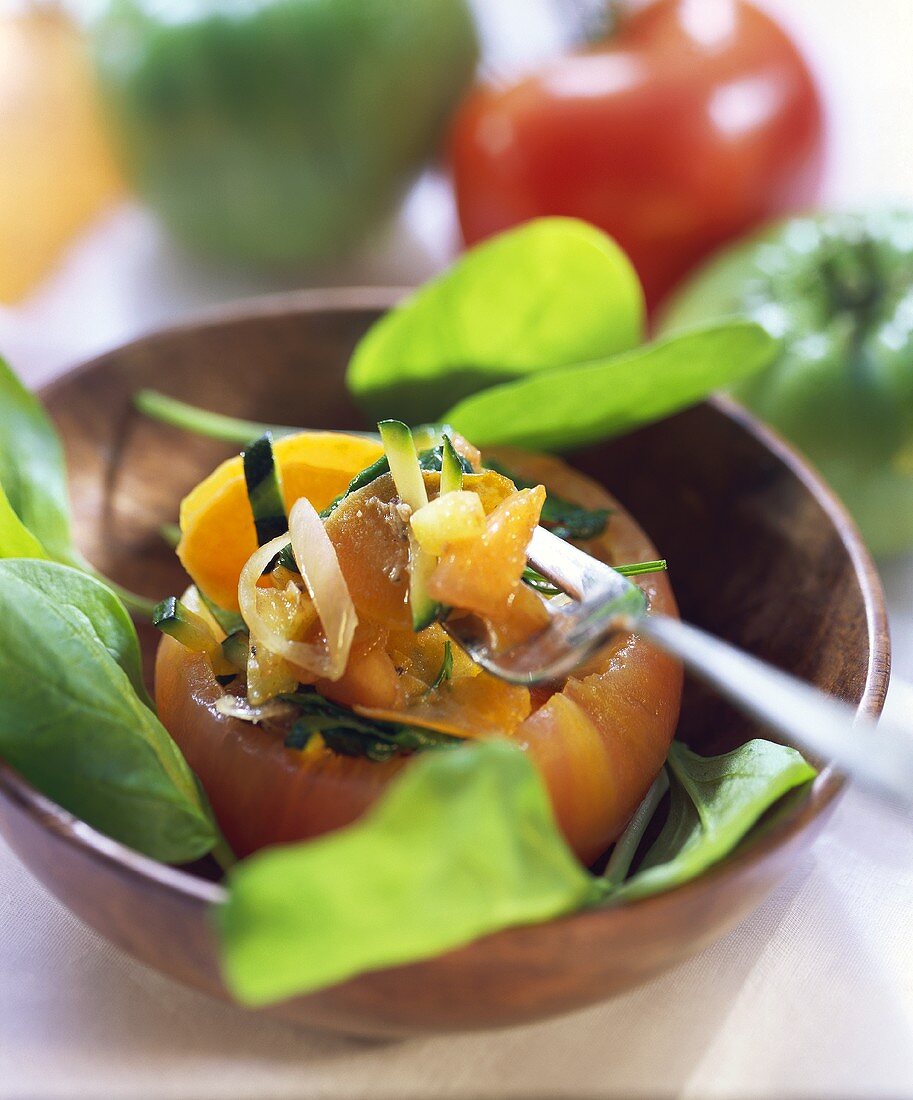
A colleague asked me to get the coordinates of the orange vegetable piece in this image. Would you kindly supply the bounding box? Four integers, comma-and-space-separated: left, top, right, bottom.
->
428, 484, 550, 648
428, 485, 545, 616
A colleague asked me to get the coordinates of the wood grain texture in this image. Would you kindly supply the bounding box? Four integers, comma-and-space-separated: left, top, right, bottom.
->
0, 290, 890, 1035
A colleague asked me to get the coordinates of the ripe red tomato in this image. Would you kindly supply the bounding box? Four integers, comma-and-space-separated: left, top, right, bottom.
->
449, 0, 825, 308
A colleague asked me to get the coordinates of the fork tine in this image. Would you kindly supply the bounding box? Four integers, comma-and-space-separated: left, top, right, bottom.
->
526, 527, 630, 602
443, 526, 647, 685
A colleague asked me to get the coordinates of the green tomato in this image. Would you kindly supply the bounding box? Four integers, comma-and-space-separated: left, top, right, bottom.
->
92, 0, 478, 268
661, 209, 913, 557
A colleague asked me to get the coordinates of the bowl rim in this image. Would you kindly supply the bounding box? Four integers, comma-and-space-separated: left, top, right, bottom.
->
0, 287, 891, 920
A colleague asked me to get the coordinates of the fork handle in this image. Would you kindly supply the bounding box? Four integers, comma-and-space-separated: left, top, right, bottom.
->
640, 614, 911, 810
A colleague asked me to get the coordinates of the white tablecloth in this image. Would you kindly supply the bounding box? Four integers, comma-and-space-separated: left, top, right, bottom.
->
2, 784, 911, 1099
2, 1, 913, 1096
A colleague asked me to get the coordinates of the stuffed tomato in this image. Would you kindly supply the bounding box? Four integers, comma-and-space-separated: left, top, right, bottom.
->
155, 426, 682, 864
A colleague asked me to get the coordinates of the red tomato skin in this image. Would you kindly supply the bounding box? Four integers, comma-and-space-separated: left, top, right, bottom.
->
450, 0, 825, 308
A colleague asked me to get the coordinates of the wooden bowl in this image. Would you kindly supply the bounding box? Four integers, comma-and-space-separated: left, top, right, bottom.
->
0, 290, 889, 1036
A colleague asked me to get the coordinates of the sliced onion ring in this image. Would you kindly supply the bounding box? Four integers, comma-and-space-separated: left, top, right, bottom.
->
214, 695, 296, 724
237, 499, 357, 681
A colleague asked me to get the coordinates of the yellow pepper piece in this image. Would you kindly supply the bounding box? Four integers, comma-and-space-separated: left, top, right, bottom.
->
410, 490, 486, 556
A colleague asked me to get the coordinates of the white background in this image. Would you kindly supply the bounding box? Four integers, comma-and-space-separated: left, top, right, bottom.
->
1, 1, 912, 1096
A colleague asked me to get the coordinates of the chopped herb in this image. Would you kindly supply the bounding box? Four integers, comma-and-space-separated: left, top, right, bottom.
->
521, 559, 667, 597
521, 567, 563, 596
284, 715, 401, 763
428, 642, 453, 692
615, 558, 667, 578
484, 459, 610, 540
439, 434, 465, 495
281, 688, 461, 761
270, 542, 298, 575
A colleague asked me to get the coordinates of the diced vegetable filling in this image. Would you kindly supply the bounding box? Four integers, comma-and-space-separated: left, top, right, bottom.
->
158, 423, 670, 770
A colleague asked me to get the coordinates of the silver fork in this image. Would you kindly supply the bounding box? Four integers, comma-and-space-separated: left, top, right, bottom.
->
444, 526, 913, 810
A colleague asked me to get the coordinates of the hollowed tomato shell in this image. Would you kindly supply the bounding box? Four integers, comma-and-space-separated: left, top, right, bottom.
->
156, 443, 682, 864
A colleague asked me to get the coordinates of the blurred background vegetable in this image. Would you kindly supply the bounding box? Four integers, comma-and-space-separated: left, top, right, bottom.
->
661, 208, 913, 556
91, 0, 479, 269
450, 0, 825, 309
0, 2, 121, 302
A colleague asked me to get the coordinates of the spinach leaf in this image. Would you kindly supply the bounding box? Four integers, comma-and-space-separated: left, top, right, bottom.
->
446, 322, 779, 450
0, 559, 218, 862
0, 356, 74, 562
0, 358, 156, 616
347, 218, 644, 423
218, 741, 600, 1004
608, 740, 816, 903
7, 559, 153, 709
0, 482, 48, 559
216, 735, 815, 1003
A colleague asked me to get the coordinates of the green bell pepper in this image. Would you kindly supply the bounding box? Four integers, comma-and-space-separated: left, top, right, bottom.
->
91, 0, 478, 268
661, 209, 913, 556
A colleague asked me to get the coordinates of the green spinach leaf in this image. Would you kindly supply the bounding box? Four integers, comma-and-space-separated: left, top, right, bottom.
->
217, 740, 600, 1004
446, 322, 779, 450
217, 735, 815, 1002
0, 357, 74, 562
347, 218, 644, 423
608, 740, 816, 903
0, 358, 156, 616
0, 559, 218, 862
8, 559, 153, 709
0, 481, 48, 559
